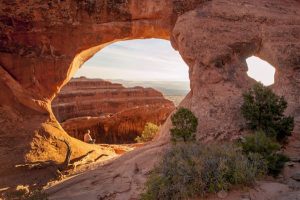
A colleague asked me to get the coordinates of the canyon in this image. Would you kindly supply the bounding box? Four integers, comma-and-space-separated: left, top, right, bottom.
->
52, 77, 174, 144
0, 0, 299, 199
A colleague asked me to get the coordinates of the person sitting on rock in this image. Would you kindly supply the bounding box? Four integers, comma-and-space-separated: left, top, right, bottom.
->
84, 130, 95, 144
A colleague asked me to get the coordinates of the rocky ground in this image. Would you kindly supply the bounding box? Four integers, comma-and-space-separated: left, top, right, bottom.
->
45, 143, 140, 189
44, 116, 300, 200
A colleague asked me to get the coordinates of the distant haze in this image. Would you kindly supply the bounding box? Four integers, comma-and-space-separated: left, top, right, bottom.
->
108, 79, 190, 96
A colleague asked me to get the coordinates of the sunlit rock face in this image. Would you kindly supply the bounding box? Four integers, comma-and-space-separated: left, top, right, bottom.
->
0, 0, 299, 196
52, 77, 174, 143
171, 0, 300, 142
0, 0, 176, 189
60, 105, 173, 144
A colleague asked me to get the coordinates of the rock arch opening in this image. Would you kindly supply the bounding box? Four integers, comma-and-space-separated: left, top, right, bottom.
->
1, 0, 299, 194
246, 56, 276, 86
52, 39, 190, 145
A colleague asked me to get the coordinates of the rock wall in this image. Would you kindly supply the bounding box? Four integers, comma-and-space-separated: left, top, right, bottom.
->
52, 77, 174, 143
171, 0, 300, 141
61, 105, 173, 144
0, 0, 299, 197
52, 77, 173, 121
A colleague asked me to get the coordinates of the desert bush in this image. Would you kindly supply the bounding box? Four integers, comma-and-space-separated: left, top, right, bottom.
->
266, 153, 290, 176
170, 108, 198, 142
241, 131, 280, 156
241, 82, 294, 142
240, 131, 289, 176
141, 143, 266, 200
135, 122, 159, 143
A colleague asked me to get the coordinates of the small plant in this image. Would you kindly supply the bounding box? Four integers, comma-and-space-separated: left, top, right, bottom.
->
240, 131, 289, 176
241, 82, 294, 142
266, 153, 290, 176
241, 131, 280, 156
240, 83, 293, 176
135, 122, 159, 143
141, 143, 266, 200
170, 108, 198, 142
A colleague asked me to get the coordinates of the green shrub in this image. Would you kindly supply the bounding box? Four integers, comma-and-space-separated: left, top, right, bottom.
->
241, 131, 280, 156
266, 153, 290, 176
170, 108, 198, 142
273, 116, 294, 142
240, 131, 289, 176
241, 82, 294, 142
141, 143, 266, 200
135, 122, 159, 143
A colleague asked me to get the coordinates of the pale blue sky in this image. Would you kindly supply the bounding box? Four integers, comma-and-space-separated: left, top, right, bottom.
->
75, 39, 275, 86
75, 39, 190, 82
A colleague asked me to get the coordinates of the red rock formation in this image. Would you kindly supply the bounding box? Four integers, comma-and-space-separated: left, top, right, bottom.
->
61, 105, 173, 144
52, 77, 174, 143
0, 0, 299, 198
52, 77, 173, 120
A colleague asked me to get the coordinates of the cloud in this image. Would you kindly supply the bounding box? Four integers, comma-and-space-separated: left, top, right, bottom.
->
76, 39, 189, 81
75, 40, 275, 85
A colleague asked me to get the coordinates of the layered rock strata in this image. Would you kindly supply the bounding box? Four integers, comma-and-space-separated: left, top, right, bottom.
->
0, 0, 299, 198
52, 77, 174, 143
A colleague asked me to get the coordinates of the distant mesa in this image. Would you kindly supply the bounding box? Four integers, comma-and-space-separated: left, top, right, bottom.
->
52, 77, 175, 144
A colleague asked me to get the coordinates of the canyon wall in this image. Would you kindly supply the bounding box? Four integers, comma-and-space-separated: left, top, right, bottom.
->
52, 77, 174, 143
0, 0, 299, 197
171, 0, 300, 141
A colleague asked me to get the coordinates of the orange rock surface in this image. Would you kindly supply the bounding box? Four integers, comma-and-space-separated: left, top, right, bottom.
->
0, 0, 299, 198
52, 77, 174, 143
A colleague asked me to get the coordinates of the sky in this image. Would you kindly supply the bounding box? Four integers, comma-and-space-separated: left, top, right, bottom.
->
246, 56, 275, 86
75, 39, 275, 86
75, 39, 189, 82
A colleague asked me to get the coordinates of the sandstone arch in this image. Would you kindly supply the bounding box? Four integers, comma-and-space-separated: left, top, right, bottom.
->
0, 0, 176, 189
0, 0, 299, 198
